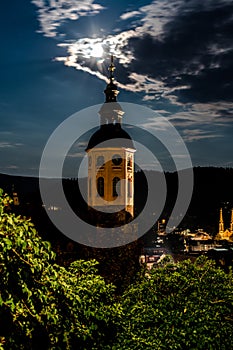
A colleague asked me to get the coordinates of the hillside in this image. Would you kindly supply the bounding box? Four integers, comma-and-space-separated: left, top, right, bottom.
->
0, 167, 232, 235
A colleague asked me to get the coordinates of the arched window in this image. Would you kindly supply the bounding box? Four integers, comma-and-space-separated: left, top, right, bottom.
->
97, 177, 104, 197
113, 177, 121, 197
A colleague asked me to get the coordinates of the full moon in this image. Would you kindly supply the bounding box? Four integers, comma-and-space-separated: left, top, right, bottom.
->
91, 43, 104, 58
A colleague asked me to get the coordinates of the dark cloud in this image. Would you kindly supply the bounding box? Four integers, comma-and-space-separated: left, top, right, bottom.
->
170, 118, 193, 124
128, 0, 233, 104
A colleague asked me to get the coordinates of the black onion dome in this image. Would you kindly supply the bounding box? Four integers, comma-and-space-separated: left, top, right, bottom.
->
86, 124, 135, 151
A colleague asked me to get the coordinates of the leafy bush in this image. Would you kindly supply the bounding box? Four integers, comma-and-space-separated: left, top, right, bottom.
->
113, 256, 233, 350
0, 190, 120, 349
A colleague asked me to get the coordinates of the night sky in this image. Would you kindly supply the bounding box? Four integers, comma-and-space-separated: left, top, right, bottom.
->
0, 0, 233, 177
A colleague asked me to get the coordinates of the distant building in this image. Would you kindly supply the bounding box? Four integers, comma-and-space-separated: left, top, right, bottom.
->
140, 247, 170, 270
186, 240, 216, 253
215, 208, 233, 241
12, 191, 19, 206
180, 228, 211, 240
181, 229, 214, 253
12, 185, 19, 206
207, 247, 233, 269
157, 219, 166, 235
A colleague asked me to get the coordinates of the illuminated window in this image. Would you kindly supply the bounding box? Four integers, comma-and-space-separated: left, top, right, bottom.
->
97, 177, 104, 197
113, 177, 121, 197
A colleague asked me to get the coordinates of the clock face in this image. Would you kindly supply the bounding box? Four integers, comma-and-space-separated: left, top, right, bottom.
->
112, 154, 122, 166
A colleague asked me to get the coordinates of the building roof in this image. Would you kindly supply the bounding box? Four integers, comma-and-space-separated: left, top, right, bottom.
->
86, 123, 135, 151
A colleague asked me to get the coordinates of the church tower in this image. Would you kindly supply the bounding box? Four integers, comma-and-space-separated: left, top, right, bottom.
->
219, 208, 224, 233
12, 185, 20, 206
86, 56, 135, 224
216, 208, 233, 241
230, 209, 233, 235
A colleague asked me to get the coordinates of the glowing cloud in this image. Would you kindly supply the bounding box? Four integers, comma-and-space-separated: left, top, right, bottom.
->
32, 0, 105, 37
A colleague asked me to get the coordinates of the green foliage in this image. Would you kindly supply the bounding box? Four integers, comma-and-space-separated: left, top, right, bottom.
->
113, 255, 233, 350
0, 189, 119, 349
1, 188, 233, 349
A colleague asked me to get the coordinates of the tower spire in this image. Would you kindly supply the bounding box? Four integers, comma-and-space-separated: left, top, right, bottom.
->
104, 55, 119, 103
108, 54, 115, 80
219, 208, 224, 233
230, 209, 233, 234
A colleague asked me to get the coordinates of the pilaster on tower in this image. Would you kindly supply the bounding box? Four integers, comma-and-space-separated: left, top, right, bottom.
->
219, 208, 224, 233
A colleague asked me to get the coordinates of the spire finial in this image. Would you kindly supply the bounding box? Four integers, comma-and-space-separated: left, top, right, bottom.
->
219, 208, 224, 233
104, 55, 119, 103
220, 208, 223, 221
230, 208, 233, 234
108, 54, 115, 79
